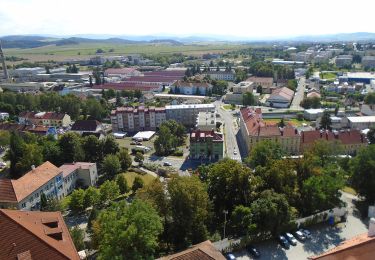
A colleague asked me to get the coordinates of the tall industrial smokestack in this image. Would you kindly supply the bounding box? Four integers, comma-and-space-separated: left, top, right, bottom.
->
0, 40, 9, 80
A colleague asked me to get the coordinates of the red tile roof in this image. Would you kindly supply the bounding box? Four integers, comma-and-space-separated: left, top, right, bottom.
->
19, 112, 66, 120
190, 130, 223, 142
92, 82, 161, 91
158, 240, 226, 260
0, 179, 17, 203
309, 232, 375, 259
301, 130, 365, 145
59, 162, 95, 178
0, 209, 79, 260
246, 76, 273, 84
71, 120, 101, 132
269, 87, 294, 101
1, 162, 62, 203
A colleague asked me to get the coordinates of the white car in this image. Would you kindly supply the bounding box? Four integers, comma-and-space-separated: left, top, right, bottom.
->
163, 162, 172, 166
233, 150, 238, 155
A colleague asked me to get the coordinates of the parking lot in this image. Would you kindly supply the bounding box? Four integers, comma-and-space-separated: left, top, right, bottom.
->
221, 192, 369, 259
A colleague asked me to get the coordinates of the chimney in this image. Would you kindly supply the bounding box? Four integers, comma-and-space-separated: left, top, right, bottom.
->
369, 218, 375, 237
31, 165, 36, 171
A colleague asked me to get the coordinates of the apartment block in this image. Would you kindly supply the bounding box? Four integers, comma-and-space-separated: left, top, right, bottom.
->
189, 130, 224, 161
19, 111, 71, 127
166, 103, 215, 126
111, 106, 166, 132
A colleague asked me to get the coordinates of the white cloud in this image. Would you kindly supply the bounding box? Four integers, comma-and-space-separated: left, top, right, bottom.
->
0, 0, 374, 38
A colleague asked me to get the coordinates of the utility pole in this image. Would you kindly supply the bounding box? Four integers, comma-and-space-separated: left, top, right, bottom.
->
0, 40, 9, 81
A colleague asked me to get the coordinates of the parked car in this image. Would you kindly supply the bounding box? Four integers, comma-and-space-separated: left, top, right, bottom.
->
130, 141, 137, 145
226, 253, 236, 260
246, 245, 260, 258
163, 162, 172, 166
295, 230, 306, 241
285, 232, 297, 246
278, 235, 290, 249
301, 228, 311, 239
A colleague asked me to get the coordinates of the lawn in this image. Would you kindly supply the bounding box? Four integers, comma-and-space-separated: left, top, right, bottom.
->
121, 171, 156, 187
320, 72, 337, 80
222, 104, 235, 110
342, 186, 357, 196
116, 136, 156, 154
263, 118, 311, 127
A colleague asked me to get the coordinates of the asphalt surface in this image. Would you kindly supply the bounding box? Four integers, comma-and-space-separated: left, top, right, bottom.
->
216, 192, 369, 260
215, 100, 242, 161
290, 77, 306, 110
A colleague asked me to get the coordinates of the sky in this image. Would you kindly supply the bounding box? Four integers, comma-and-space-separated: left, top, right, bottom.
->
1, 0, 375, 38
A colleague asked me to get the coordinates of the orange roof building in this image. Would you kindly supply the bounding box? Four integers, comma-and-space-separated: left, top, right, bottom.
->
0, 209, 80, 260
158, 240, 226, 260
310, 218, 375, 260
239, 107, 300, 155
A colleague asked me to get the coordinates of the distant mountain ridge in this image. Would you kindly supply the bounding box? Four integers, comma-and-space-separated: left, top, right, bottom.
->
1, 32, 375, 48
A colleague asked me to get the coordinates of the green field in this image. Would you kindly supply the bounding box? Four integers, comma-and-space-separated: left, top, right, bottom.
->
4, 42, 245, 63
320, 72, 337, 80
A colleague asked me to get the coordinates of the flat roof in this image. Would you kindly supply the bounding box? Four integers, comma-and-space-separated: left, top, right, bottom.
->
133, 131, 155, 139
348, 116, 375, 123
305, 109, 324, 114
155, 93, 207, 99
166, 103, 215, 109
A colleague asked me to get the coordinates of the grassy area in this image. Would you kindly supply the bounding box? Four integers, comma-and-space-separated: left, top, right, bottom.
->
222, 104, 235, 110
320, 72, 337, 80
4, 43, 245, 63
342, 186, 357, 195
121, 171, 156, 187
263, 118, 311, 127
116, 136, 156, 154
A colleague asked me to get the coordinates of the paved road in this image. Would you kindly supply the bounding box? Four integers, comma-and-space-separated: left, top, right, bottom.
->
215, 100, 241, 161
217, 192, 369, 260
290, 77, 306, 110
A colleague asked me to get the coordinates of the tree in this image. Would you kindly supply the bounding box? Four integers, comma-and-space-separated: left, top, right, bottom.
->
100, 135, 120, 157
5, 131, 25, 178
154, 125, 177, 156
82, 135, 101, 162
102, 154, 121, 177
243, 92, 255, 106
83, 186, 100, 208
251, 190, 295, 237
40, 193, 48, 211
69, 189, 86, 214
0, 130, 10, 146
132, 176, 144, 193
134, 152, 144, 164
117, 148, 132, 171
206, 159, 258, 223
365, 93, 375, 105
100, 180, 120, 203
70, 226, 85, 251
14, 143, 43, 176
58, 132, 84, 163
168, 176, 210, 249
230, 205, 255, 237
350, 145, 375, 203
93, 200, 162, 260
246, 140, 283, 168
116, 174, 129, 194
41, 140, 62, 166
320, 110, 332, 130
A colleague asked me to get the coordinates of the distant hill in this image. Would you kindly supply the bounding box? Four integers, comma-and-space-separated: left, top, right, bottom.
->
1, 32, 375, 49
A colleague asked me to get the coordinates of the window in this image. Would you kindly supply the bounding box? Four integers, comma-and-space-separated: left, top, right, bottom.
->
21, 203, 26, 208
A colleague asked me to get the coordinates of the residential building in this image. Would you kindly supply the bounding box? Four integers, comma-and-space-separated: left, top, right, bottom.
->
316, 116, 348, 130
224, 81, 255, 104
71, 120, 103, 134
190, 130, 224, 161
206, 71, 235, 81
60, 162, 98, 196
170, 81, 213, 95
0, 122, 55, 136
362, 56, 375, 69
104, 68, 142, 78
266, 87, 294, 108
347, 116, 375, 130
239, 107, 300, 155
196, 111, 216, 131
0, 209, 79, 260
158, 240, 226, 260
154, 93, 208, 103
166, 103, 215, 126
335, 55, 353, 67
0, 162, 64, 210
111, 106, 166, 132
92, 82, 163, 92
309, 218, 375, 260
246, 76, 274, 94
300, 129, 367, 155
0, 161, 98, 210
304, 109, 324, 120
306, 90, 321, 99
19, 111, 71, 127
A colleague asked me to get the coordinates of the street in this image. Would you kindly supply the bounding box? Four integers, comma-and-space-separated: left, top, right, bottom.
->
289, 76, 306, 110
215, 100, 242, 161
216, 192, 369, 260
